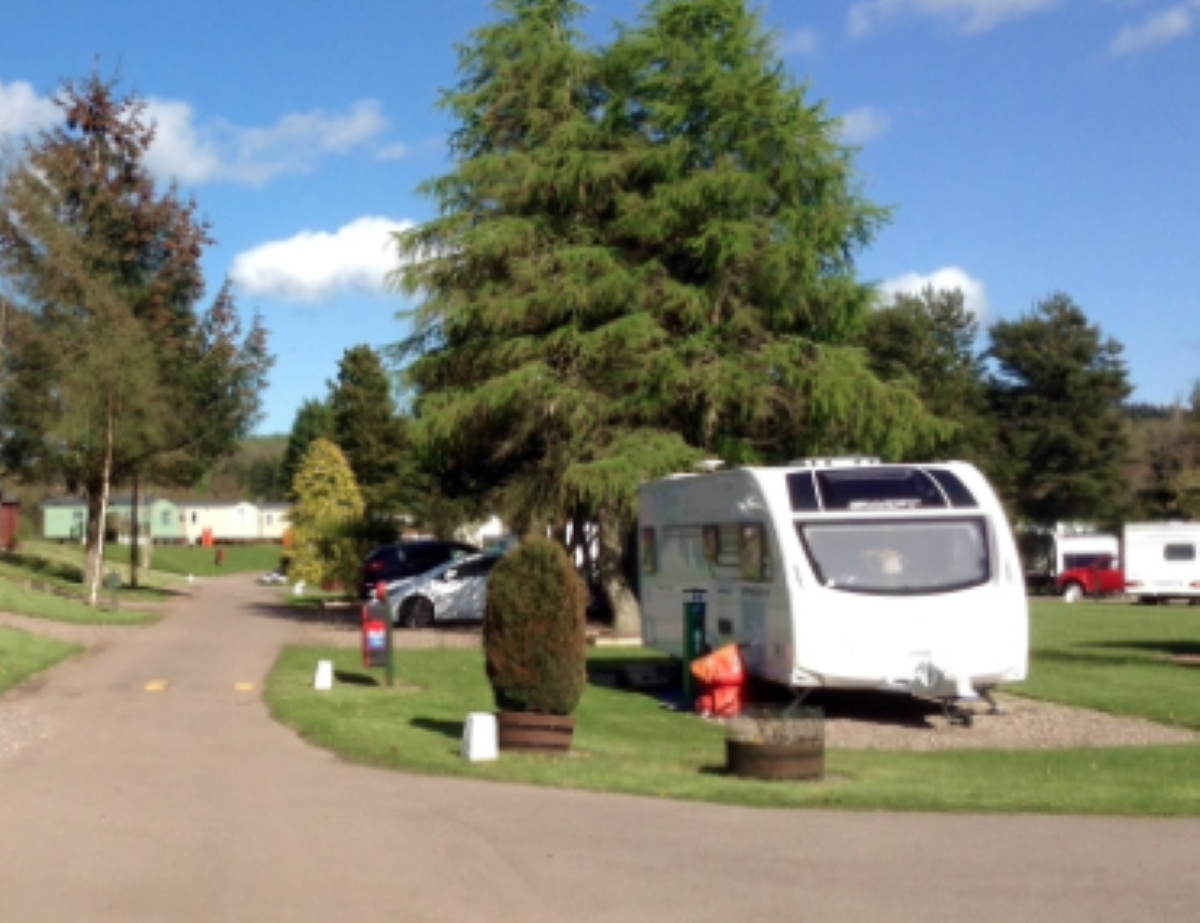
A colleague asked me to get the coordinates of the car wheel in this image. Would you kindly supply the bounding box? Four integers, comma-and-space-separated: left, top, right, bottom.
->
1062, 582, 1084, 604
403, 596, 435, 629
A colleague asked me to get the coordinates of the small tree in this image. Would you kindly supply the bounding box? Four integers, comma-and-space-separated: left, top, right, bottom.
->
280, 398, 337, 499
327, 345, 411, 517
287, 438, 365, 590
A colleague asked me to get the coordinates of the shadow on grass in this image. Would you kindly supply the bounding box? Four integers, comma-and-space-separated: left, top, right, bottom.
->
411, 717, 466, 740
1085, 639, 1200, 658
334, 670, 380, 687
6, 552, 83, 583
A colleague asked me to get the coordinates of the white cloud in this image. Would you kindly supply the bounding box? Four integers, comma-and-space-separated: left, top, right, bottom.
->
0, 83, 396, 184
779, 28, 821, 56
144, 97, 389, 185
143, 99, 224, 184
0, 80, 58, 138
877, 266, 992, 321
375, 141, 409, 161
230, 216, 415, 304
848, 0, 1063, 36
1109, 2, 1199, 56
839, 106, 892, 144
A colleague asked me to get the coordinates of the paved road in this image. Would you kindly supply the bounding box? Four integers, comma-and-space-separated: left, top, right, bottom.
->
1, 576, 1197, 922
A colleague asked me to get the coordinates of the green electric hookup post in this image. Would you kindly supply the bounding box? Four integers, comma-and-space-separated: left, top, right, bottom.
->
682, 588, 707, 702
104, 570, 121, 611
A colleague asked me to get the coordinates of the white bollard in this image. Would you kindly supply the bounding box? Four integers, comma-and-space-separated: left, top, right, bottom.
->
314, 660, 334, 691
293, 580, 306, 596
461, 713, 498, 761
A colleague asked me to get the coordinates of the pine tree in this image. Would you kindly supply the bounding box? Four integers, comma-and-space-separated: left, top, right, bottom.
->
392, 0, 945, 632
327, 345, 410, 516
280, 398, 337, 499
856, 286, 995, 467
986, 292, 1133, 525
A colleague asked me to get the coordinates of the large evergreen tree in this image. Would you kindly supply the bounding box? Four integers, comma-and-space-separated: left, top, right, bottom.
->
986, 292, 1132, 525
392, 0, 944, 631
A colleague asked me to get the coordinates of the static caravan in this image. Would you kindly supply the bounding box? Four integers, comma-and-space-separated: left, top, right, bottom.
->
180, 500, 260, 544
258, 502, 291, 542
637, 459, 1028, 703
1123, 522, 1200, 604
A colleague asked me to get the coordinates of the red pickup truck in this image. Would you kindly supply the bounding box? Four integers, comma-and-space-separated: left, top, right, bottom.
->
1055, 554, 1125, 602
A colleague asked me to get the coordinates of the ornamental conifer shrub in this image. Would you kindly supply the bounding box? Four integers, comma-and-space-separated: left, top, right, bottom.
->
483, 538, 588, 716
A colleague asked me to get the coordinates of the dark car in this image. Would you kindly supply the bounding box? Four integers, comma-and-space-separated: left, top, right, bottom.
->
358, 540, 479, 599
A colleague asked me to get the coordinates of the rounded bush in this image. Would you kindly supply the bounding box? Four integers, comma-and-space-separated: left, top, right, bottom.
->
483, 538, 588, 716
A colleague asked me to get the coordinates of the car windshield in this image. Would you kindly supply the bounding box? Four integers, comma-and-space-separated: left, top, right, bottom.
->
796, 517, 990, 595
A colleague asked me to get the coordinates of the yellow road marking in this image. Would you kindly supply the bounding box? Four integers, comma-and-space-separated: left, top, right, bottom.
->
144, 680, 168, 692
235, 682, 255, 692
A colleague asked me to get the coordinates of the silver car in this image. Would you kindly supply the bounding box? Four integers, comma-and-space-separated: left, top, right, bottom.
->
372, 552, 503, 627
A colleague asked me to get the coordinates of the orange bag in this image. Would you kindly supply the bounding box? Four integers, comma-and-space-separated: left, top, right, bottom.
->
690, 644, 746, 688
695, 685, 744, 717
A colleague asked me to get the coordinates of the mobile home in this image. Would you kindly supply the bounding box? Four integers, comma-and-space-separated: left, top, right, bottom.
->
637, 459, 1028, 702
1123, 522, 1200, 604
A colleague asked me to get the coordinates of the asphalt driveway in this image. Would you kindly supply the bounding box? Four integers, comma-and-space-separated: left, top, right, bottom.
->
1, 575, 1196, 922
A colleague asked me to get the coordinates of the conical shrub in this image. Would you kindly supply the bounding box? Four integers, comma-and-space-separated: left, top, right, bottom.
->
483, 537, 588, 716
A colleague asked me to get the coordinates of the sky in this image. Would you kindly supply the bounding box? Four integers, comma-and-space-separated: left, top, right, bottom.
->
1, 0, 1198, 436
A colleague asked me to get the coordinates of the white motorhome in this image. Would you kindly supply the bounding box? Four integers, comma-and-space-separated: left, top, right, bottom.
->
1123, 522, 1200, 604
637, 459, 1028, 704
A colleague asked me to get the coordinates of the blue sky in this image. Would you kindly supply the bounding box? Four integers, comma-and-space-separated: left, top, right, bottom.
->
2, 0, 1197, 436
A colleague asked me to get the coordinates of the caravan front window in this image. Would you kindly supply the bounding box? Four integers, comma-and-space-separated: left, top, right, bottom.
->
797, 518, 989, 595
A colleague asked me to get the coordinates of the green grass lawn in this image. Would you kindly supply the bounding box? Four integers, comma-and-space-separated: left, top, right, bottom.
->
1017, 599, 1200, 728
0, 626, 82, 694
138, 542, 284, 578
264, 600, 1200, 815
0, 575, 156, 625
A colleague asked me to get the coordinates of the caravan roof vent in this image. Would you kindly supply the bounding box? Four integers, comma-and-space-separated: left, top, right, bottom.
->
788, 457, 881, 468
693, 459, 725, 473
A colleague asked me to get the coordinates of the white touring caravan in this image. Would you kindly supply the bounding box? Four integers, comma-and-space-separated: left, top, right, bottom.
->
637, 459, 1028, 706
1123, 522, 1200, 604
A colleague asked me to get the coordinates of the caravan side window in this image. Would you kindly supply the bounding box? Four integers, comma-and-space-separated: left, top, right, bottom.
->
739, 523, 771, 582
1165, 544, 1195, 562
702, 525, 720, 565
640, 527, 658, 574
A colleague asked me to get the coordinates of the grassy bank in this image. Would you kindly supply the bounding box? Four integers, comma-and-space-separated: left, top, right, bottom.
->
0, 626, 83, 694
264, 601, 1200, 815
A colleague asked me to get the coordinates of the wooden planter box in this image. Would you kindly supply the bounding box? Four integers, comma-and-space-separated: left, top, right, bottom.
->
725, 707, 825, 781
496, 712, 576, 754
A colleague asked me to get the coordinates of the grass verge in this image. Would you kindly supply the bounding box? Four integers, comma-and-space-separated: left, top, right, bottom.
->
0, 578, 155, 625
0, 626, 82, 694
265, 601, 1200, 815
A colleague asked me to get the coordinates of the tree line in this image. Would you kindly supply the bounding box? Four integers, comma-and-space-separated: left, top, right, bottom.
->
218, 0, 1200, 625
5, 1, 1195, 619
